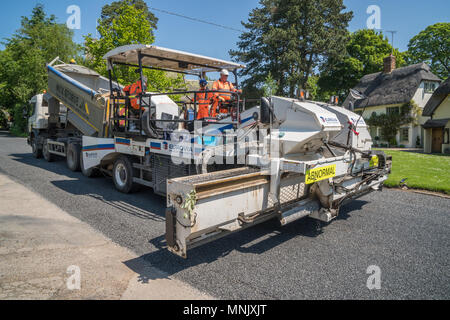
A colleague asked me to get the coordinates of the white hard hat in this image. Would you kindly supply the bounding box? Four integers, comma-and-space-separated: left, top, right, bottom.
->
220, 69, 229, 76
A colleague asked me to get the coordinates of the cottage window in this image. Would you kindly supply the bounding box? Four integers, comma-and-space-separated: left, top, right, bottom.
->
386, 107, 399, 115
400, 127, 409, 142
445, 128, 450, 144
424, 82, 436, 94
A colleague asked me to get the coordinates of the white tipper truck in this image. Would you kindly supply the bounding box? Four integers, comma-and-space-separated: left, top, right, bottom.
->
28, 46, 391, 258
27, 57, 120, 176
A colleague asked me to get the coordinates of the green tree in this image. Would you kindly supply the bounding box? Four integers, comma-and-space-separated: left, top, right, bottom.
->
262, 72, 278, 97
230, 0, 353, 97
0, 4, 79, 134
84, 0, 184, 92
318, 29, 405, 101
304, 75, 332, 101
406, 23, 449, 79
0, 109, 7, 129
101, 0, 158, 31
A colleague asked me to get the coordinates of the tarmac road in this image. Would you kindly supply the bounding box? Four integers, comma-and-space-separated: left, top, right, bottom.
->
0, 131, 449, 299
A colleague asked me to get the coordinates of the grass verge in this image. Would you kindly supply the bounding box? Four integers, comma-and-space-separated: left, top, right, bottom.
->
376, 149, 450, 195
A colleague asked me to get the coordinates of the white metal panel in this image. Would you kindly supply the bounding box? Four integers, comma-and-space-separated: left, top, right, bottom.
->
103, 44, 245, 72
82, 136, 115, 170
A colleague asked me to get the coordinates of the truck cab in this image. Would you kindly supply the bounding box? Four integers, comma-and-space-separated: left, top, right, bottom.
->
27, 93, 67, 158
28, 93, 67, 133
28, 94, 48, 133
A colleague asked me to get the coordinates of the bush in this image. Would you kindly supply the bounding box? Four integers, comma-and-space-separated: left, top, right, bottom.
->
389, 137, 398, 147
366, 102, 414, 143
416, 136, 421, 147
9, 104, 29, 136
0, 110, 7, 129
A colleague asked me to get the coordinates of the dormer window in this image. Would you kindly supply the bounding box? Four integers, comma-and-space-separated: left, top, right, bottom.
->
424, 82, 437, 94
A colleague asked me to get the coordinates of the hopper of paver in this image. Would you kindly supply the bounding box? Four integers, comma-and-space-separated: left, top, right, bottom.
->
320, 104, 373, 153
267, 96, 343, 156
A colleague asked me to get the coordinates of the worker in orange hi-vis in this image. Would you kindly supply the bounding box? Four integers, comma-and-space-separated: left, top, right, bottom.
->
123, 76, 148, 111
211, 69, 242, 117
194, 79, 214, 120
123, 76, 148, 131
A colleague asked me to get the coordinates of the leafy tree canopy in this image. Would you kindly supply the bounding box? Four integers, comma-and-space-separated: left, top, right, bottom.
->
84, 0, 184, 92
230, 0, 353, 97
318, 29, 405, 101
406, 22, 449, 79
0, 4, 79, 110
101, 0, 158, 32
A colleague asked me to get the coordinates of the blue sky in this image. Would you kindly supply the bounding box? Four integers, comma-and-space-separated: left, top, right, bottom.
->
0, 0, 449, 64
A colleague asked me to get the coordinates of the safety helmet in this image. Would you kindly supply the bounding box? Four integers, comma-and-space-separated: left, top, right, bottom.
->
199, 79, 208, 87
220, 69, 229, 76
70, 59, 76, 64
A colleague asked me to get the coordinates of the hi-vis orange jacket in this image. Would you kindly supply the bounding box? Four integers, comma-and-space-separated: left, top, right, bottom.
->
123, 81, 145, 110
211, 80, 238, 117
194, 89, 213, 120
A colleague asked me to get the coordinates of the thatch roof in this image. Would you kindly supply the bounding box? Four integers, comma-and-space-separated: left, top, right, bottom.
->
343, 63, 441, 109
422, 77, 450, 116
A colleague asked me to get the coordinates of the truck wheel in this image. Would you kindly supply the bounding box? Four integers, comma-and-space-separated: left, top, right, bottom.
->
43, 140, 54, 162
67, 143, 81, 172
112, 156, 140, 194
31, 136, 42, 159
80, 151, 98, 178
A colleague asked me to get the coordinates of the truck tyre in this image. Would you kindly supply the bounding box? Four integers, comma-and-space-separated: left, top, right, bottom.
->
67, 143, 81, 172
80, 150, 98, 178
112, 156, 140, 194
31, 135, 43, 159
43, 140, 54, 162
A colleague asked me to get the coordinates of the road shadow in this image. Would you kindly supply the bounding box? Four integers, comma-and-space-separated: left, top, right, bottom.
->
9, 150, 370, 281
336, 199, 368, 221
124, 215, 337, 282
9, 152, 166, 222
123, 196, 369, 282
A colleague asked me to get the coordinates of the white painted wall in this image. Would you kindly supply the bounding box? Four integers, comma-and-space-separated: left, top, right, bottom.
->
412, 81, 440, 109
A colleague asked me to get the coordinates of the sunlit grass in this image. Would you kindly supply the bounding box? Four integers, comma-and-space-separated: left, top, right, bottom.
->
375, 149, 450, 194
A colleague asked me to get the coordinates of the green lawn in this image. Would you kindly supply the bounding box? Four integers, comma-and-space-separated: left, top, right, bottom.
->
375, 149, 450, 194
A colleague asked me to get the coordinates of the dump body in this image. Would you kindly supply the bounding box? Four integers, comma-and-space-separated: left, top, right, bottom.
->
46, 64, 113, 137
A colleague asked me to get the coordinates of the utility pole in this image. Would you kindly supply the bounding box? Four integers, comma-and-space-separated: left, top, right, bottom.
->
386, 30, 397, 53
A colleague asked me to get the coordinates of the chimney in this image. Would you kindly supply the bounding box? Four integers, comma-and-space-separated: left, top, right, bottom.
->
383, 54, 396, 74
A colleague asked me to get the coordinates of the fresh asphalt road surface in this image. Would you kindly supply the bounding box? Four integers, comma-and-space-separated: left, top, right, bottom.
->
0, 131, 449, 299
